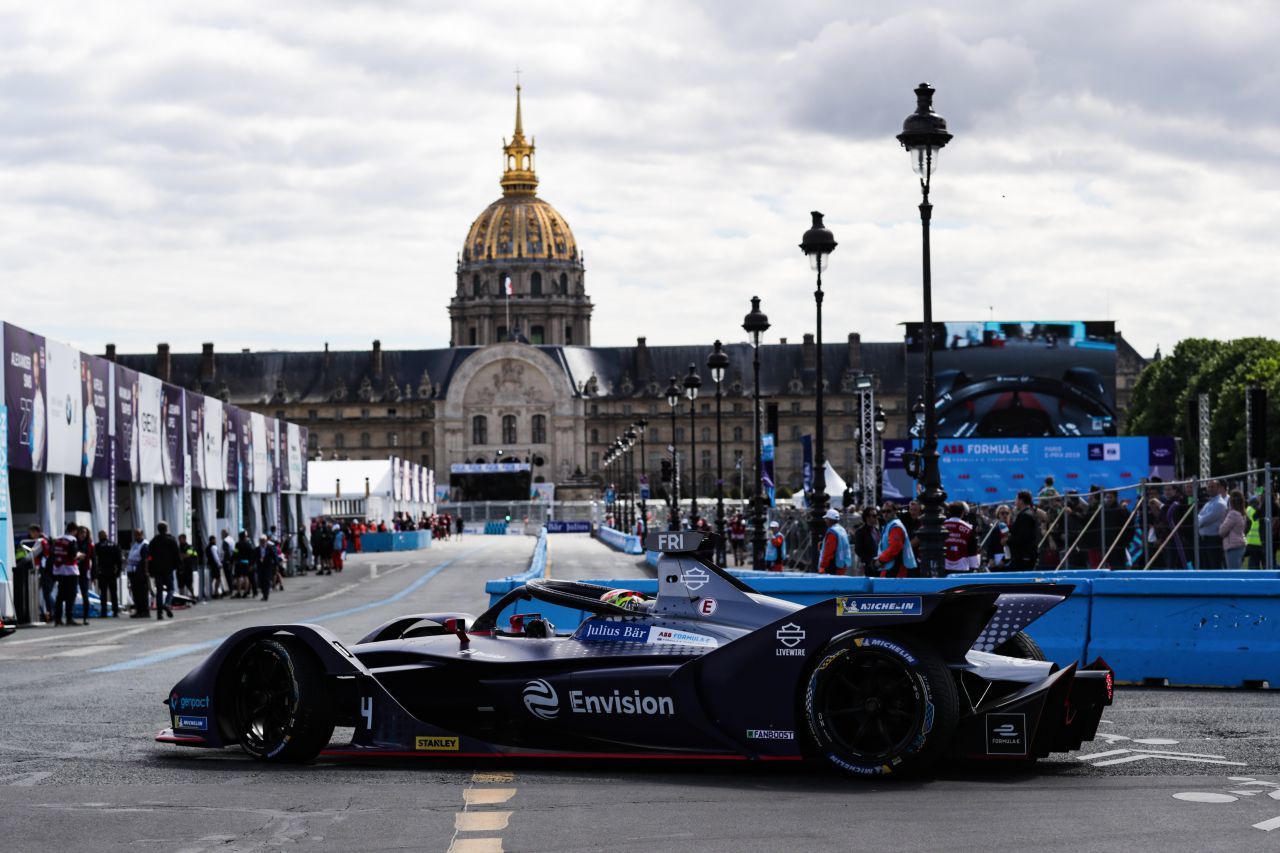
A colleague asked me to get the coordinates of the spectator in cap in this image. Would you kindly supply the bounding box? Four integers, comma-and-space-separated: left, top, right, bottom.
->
817, 508, 853, 575
764, 520, 787, 572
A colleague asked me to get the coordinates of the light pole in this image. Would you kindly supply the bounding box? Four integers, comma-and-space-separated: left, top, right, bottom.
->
635, 419, 648, 536
665, 376, 682, 529
683, 363, 702, 525
897, 82, 953, 577
799, 212, 837, 570
874, 403, 887, 505
743, 296, 771, 569
624, 426, 638, 534
603, 446, 615, 527
708, 340, 730, 561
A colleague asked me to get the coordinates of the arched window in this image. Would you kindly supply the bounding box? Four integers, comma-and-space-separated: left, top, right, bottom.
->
530, 325, 544, 344
472, 415, 488, 445
498, 271, 509, 293
565, 325, 573, 345
531, 271, 542, 296
559, 272, 568, 293
532, 414, 547, 444
472, 274, 481, 296
502, 414, 517, 444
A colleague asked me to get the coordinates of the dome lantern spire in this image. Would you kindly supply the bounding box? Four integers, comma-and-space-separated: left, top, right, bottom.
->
501, 82, 538, 196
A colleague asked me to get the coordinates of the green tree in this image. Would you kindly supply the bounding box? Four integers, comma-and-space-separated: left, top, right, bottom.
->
1125, 338, 1280, 474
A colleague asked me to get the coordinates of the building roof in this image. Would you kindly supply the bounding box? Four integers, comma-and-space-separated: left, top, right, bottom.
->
116, 338, 906, 407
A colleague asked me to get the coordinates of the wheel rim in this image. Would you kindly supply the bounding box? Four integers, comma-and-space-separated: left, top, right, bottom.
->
234, 645, 296, 753
817, 648, 925, 762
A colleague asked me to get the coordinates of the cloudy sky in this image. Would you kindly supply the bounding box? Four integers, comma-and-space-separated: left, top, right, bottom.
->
2, 0, 1276, 359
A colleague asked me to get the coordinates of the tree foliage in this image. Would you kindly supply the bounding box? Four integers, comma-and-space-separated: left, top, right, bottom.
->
1124, 338, 1280, 475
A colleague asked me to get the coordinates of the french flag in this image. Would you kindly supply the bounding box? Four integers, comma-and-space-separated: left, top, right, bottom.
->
504, 277, 513, 296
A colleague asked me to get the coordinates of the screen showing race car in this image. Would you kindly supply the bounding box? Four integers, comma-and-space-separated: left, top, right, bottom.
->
904, 321, 1118, 438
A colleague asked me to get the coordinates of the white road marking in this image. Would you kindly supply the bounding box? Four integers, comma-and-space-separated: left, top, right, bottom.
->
1080, 749, 1130, 760
1132, 738, 1180, 745
1173, 792, 1238, 803
1254, 816, 1280, 832
1230, 790, 1262, 796
52, 644, 121, 658
1085, 749, 1246, 768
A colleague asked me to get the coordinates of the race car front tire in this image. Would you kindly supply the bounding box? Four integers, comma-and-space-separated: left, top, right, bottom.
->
804, 631, 959, 778
229, 636, 335, 763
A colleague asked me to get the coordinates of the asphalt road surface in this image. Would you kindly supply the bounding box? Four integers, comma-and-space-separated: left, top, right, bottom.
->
2, 533, 1278, 852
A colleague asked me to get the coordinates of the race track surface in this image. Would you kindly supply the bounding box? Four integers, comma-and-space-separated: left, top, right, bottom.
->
1, 532, 1278, 852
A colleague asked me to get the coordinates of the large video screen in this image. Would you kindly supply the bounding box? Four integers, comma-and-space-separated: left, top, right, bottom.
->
904, 321, 1118, 438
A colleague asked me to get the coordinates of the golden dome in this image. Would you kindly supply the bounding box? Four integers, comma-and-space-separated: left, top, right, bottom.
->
460, 85, 579, 265
463, 195, 578, 263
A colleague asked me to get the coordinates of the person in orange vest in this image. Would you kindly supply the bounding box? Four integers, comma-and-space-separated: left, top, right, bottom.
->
764, 521, 787, 571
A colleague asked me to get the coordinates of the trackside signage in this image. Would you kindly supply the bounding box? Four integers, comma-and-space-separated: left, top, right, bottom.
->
836, 596, 923, 617
644, 531, 709, 552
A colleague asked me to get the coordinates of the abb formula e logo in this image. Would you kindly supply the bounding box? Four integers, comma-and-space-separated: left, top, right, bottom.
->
523, 679, 560, 720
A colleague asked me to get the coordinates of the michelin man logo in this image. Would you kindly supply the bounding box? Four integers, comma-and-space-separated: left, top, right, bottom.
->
523, 679, 560, 720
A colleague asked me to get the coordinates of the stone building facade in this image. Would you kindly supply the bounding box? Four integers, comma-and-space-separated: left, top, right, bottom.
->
115, 88, 1147, 504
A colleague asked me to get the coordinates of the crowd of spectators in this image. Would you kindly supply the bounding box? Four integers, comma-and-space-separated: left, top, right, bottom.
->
19, 510, 465, 625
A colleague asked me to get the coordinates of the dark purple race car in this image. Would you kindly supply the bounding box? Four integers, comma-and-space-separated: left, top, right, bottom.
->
158, 531, 1112, 777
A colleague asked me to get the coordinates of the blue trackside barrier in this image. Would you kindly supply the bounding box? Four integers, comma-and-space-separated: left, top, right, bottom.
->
645, 550, 660, 568
1086, 575, 1280, 688
360, 530, 434, 552
596, 526, 643, 555
483, 521, 509, 535
481, 527, 550, 626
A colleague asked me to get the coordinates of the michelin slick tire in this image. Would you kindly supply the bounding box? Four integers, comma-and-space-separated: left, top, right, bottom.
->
804, 631, 958, 778
229, 636, 335, 763
994, 631, 1046, 661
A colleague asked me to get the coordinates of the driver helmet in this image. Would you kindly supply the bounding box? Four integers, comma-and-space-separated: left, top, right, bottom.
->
599, 589, 647, 611
769, 520, 780, 529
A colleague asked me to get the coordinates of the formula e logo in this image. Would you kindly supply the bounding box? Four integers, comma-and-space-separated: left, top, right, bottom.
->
523, 679, 560, 721
986, 712, 1027, 756
681, 567, 709, 592
776, 623, 805, 648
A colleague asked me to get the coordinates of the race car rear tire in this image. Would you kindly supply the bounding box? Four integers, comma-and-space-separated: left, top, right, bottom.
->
229, 636, 335, 763
994, 631, 1046, 661
804, 631, 958, 778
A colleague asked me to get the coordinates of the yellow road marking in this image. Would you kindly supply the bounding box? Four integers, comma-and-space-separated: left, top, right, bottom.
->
447, 839, 503, 853
463, 788, 516, 806
455, 811, 512, 832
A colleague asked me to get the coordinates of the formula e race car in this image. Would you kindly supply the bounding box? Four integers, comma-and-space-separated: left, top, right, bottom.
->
157, 531, 1114, 777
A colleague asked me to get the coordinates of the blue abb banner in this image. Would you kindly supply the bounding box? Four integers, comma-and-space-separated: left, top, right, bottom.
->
882, 436, 1176, 504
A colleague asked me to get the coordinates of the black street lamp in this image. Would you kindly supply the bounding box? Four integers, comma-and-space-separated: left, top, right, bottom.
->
665, 376, 682, 529
897, 82, 953, 577
635, 418, 648, 536
613, 437, 626, 532
624, 426, 638, 534
603, 446, 615, 526
799, 211, 838, 570
707, 340, 730, 562
874, 403, 887, 504
742, 296, 771, 569
683, 363, 702, 524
